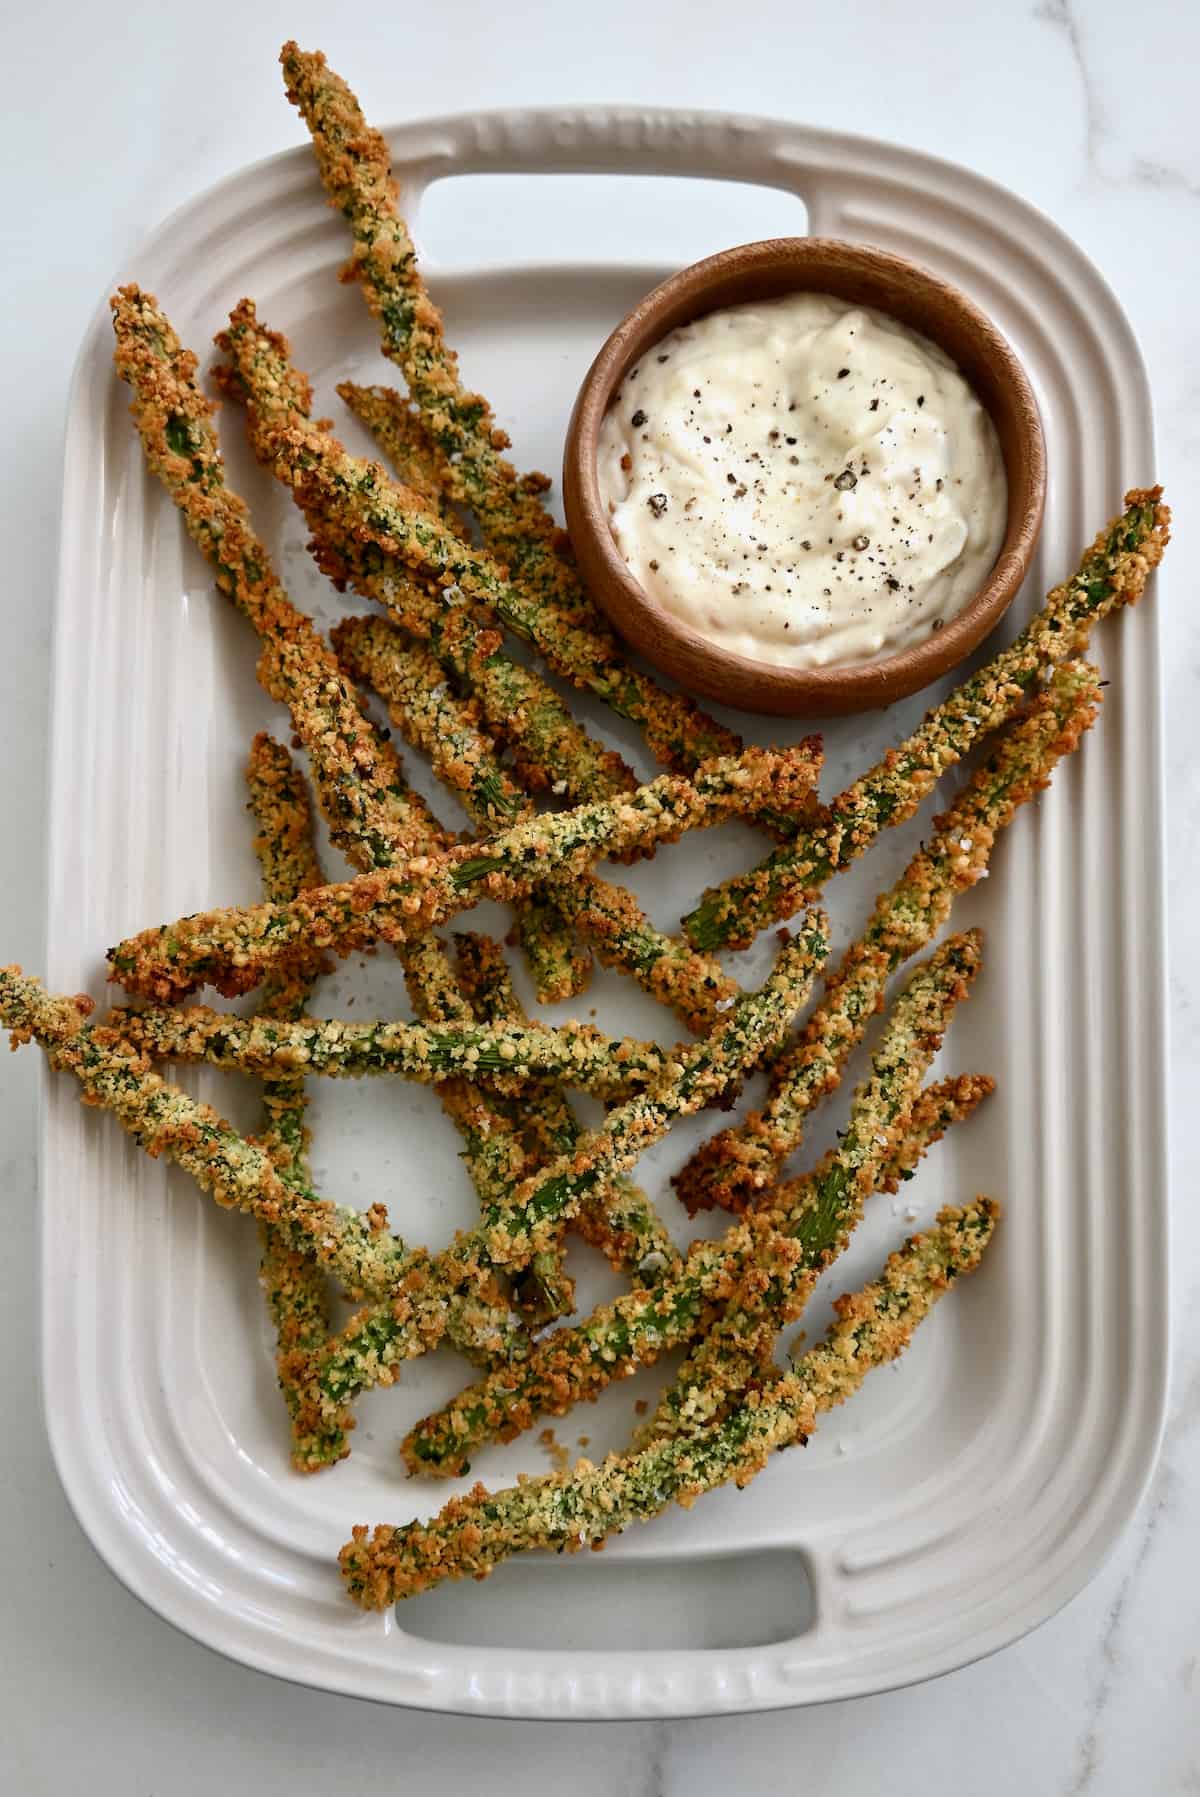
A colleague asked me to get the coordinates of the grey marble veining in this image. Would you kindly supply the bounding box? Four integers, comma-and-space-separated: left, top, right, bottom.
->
1, 0, 1196, 1790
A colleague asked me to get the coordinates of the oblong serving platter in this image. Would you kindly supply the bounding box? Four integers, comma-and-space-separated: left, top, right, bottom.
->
43, 107, 1167, 1718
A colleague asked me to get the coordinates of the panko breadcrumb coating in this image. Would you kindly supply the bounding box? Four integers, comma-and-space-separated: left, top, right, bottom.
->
674, 660, 1102, 1215
274, 922, 828, 1466
401, 938, 985, 1479
281, 42, 765, 788
452, 933, 679, 1310
684, 489, 1170, 950
216, 300, 634, 809
106, 743, 822, 1004
342, 1199, 999, 1605
643, 938, 985, 1446
335, 613, 739, 1031
110, 285, 576, 1280
328, 612, 588, 1005
114, 1003, 683, 1101
245, 736, 333, 1430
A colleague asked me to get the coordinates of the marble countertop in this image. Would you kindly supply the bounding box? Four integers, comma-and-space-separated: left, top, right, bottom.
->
2, 0, 1195, 1788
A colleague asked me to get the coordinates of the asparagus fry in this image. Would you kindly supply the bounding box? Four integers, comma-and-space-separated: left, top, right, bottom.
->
336, 613, 737, 1030
331, 615, 529, 829
281, 43, 757, 782
282, 921, 828, 1466
447, 932, 575, 1324
452, 933, 679, 1295
343, 1198, 999, 1605
684, 488, 1169, 950
644, 941, 984, 1446
330, 613, 590, 1004
245, 735, 332, 1426
400, 944, 986, 1482
107, 743, 822, 1003
3, 969, 543, 1461
674, 659, 1102, 1214
110, 283, 568, 1245
216, 301, 634, 808
1, 968, 412, 1299
114, 1004, 679, 1100
110, 285, 448, 871
338, 381, 470, 540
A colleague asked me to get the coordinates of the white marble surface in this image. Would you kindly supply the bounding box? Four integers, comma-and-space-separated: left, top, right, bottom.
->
2, 0, 1196, 1787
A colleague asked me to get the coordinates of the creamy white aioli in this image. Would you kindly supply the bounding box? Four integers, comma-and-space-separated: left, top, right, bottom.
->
597, 293, 1007, 669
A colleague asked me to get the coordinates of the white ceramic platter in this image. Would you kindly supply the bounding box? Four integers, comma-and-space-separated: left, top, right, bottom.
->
43, 108, 1167, 1718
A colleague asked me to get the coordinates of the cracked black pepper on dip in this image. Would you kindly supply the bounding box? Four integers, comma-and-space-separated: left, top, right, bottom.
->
597, 293, 1007, 669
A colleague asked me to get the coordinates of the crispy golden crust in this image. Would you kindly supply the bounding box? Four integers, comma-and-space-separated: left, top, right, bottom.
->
643, 943, 984, 1445
401, 946, 988, 1478
673, 661, 1102, 1215
341, 1200, 999, 1605
113, 1002, 679, 1101
281, 42, 756, 782
452, 933, 678, 1295
684, 489, 1170, 951
335, 611, 737, 1030
107, 745, 822, 1003
337, 381, 471, 541
217, 298, 635, 809
245, 736, 332, 1426
274, 922, 829, 1466
110, 286, 446, 872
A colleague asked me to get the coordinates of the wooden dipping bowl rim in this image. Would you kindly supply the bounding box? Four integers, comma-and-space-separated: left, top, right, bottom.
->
562, 237, 1046, 717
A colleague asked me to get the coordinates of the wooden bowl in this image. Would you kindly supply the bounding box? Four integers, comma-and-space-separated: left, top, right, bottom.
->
563, 238, 1046, 716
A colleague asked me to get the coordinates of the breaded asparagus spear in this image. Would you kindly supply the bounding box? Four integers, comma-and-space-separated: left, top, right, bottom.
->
216, 302, 633, 808
338, 381, 470, 540
675, 659, 1101, 1214
342, 1199, 999, 1606
280, 921, 828, 1467
107, 743, 822, 1003
110, 285, 446, 872
452, 933, 678, 1299
114, 1004, 679, 1100
329, 614, 589, 1004
401, 944, 987, 1480
109, 284, 558, 1234
245, 735, 332, 1426
644, 944, 985, 1445
335, 613, 738, 1030
1, 969, 410, 1298
684, 489, 1170, 951
330, 616, 529, 830
281, 43, 752, 780
446, 932, 574, 1324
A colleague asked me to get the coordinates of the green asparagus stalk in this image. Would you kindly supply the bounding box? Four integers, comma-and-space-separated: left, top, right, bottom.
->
446, 932, 575, 1325
282, 921, 828, 1467
335, 613, 738, 1030
452, 933, 679, 1301
674, 659, 1101, 1214
110, 284, 448, 872
329, 613, 590, 1004
342, 1198, 999, 1606
245, 735, 333, 1427
281, 43, 757, 781
684, 488, 1170, 951
107, 743, 822, 1004
644, 941, 985, 1445
338, 381, 470, 540
330, 615, 529, 829
1, 968, 412, 1299
113, 1003, 678, 1100
216, 301, 633, 808
400, 945, 987, 1482
109, 282, 567, 1246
